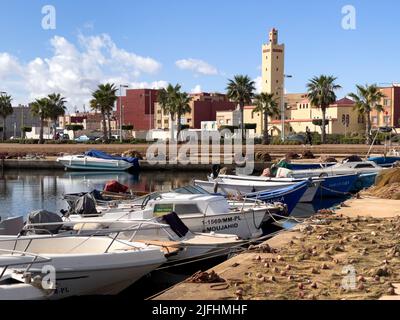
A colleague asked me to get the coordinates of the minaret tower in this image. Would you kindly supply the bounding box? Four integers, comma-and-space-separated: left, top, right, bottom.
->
261, 28, 285, 101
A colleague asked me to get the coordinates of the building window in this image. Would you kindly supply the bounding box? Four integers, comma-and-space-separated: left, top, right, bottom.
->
384, 99, 391, 106
383, 116, 391, 124
372, 116, 378, 125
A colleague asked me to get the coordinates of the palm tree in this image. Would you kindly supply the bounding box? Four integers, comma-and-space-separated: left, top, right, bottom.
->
31, 98, 50, 144
348, 84, 385, 144
158, 84, 181, 141
252, 93, 280, 145
0, 94, 13, 141
100, 84, 118, 140
175, 92, 192, 139
90, 90, 108, 142
90, 83, 118, 142
307, 75, 341, 144
226, 75, 255, 140
47, 93, 67, 140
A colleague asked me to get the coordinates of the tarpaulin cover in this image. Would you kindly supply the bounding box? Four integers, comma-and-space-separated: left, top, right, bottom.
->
104, 180, 129, 193
28, 210, 63, 234
85, 150, 140, 169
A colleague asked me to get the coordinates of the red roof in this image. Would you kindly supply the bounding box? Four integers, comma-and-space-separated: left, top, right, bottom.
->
334, 97, 355, 106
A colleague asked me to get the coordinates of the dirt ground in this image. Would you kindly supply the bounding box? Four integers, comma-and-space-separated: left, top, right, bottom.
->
155, 197, 400, 300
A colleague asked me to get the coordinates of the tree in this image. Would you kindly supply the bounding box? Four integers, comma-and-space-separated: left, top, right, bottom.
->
31, 98, 50, 144
0, 94, 13, 141
47, 93, 67, 139
307, 75, 341, 143
348, 84, 385, 144
312, 119, 329, 127
158, 84, 181, 141
21, 126, 32, 139
175, 92, 192, 139
65, 124, 84, 131
226, 75, 255, 140
90, 83, 118, 142
252, 92, 280, 144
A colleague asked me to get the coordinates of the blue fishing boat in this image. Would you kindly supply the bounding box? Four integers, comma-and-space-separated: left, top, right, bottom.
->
245, 180, 309, 216
368, 156, 400, 168
314, 173, 359, 198
350, 172, 377, 192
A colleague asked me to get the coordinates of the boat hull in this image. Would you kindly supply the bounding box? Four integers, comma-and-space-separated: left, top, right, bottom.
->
195, 179, 317, 203
313, 174, 359, 198
57, 156, 133, 171
245, 181, 309, 216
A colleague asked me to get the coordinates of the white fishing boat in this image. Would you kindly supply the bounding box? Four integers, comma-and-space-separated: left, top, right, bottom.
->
57, 155, 134, 171
57, 149, 140, 171
276, 160, 384, 179
0, 235, 166, 299
65, 193, 281, 239
24, 214, 245, 263
0, 251, 53, 300
194, 176, 319, 203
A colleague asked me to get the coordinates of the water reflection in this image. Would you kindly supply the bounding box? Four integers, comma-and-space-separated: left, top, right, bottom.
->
0, 169, 347, 221
0, 169, 206, 218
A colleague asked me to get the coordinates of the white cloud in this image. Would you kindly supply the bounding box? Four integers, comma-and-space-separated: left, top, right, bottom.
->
254, 76, 262, 94
175, 58, 218, 75
0, 34, 165, 110
129, 80, 169, 90
190, 84, 202, 93
0, 53, 21, 79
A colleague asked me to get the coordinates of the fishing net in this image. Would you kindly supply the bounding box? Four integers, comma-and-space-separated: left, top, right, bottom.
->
362, 168, 400, 200
226, 213, 400, 300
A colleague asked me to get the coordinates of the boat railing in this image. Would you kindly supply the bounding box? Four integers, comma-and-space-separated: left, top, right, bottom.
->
21, 219, 177, 253
0, 248, 52, 280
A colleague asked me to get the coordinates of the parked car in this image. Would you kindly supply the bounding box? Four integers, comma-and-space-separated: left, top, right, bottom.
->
75, 135, 91, 142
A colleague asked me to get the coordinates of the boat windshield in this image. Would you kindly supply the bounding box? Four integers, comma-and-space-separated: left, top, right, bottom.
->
173, 185, 210, 195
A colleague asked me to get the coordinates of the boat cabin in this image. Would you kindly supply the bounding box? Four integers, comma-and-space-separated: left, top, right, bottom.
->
147, 193, 231, 217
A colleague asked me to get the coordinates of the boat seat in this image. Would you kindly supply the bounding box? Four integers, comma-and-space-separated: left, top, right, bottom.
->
73, 223, 104, 231
136, 240, 180, 257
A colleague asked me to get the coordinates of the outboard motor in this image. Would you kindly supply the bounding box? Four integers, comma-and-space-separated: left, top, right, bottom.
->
68, 193, 98, 217
27, 210, 63, 234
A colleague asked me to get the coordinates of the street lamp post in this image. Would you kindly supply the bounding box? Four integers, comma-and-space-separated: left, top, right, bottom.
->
119, 84, 129, 143
281, 75, 293, 142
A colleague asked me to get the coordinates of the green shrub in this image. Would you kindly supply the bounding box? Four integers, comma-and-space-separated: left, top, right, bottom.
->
65, 124, 84, 131
122, 125, 134, 131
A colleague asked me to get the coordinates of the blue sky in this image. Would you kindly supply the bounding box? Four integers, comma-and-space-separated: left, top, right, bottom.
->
0, 0, 399, 109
